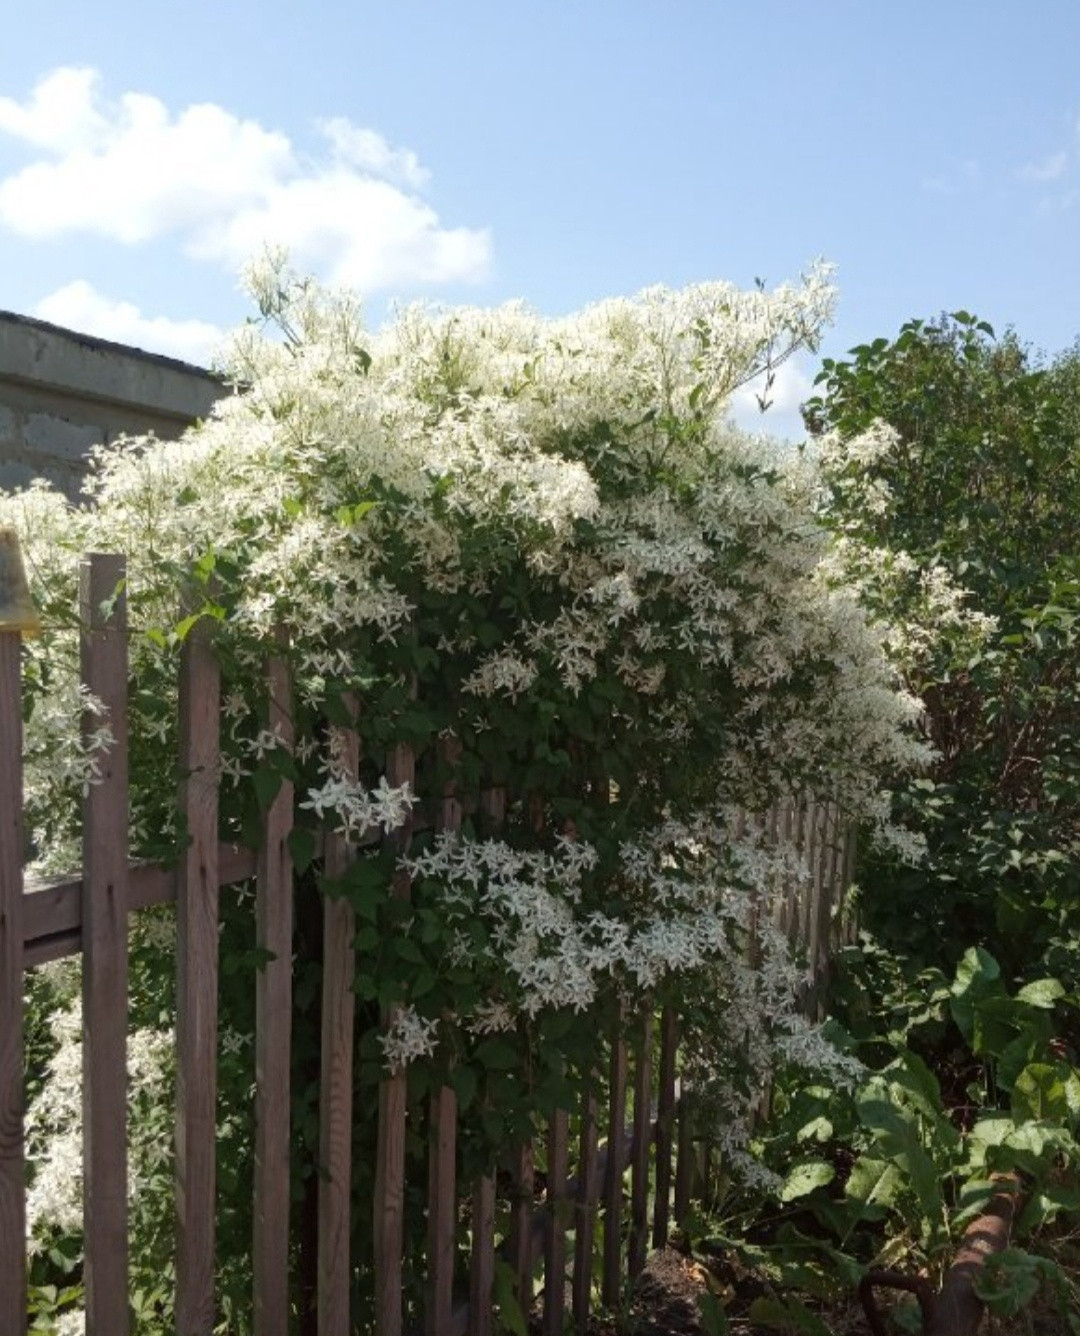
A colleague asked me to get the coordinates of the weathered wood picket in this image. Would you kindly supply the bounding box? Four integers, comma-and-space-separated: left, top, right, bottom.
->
1, 552, 854, 1336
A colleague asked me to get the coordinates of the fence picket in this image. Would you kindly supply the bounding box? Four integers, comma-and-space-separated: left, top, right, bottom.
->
510, 1142, 535, 1312
543, 1106, 569, 1336
651, 1007, 677, 1249
673, 1090, 693, 1227
374, 738, 416, 1336
628, 1010, 652, 1280
80, 553, 131, 1336
318, 706, 360, 1336
427, 739, 462, 1336
175, 618, 222, 1336
602, 1019, 627, 1306
467, 1174, 496, 1336
254, 645, 295, 1336
572, 1083, 598, 1333
0, 631, 26, 1335
463, 784, 507, 1336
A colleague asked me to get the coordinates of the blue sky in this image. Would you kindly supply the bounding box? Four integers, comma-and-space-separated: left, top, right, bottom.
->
2, 0, 1079, 436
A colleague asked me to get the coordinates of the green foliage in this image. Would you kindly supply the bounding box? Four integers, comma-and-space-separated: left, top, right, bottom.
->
701, 947, 1080, 1329
809, 312, 1080, 980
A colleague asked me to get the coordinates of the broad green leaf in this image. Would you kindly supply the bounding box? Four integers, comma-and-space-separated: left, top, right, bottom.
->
1012, 1062, 1077, 1123
950, 947, 1005, 1047
1016, 978, 1066, 1008
843, 1155, 903, 1211
779, 1160, 835, 1202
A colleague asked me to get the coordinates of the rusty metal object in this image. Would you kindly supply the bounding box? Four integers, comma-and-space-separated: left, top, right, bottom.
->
859, 1269, 935, 1336
859, 1176, 1022, 1336
924, 1177, 1020, 1336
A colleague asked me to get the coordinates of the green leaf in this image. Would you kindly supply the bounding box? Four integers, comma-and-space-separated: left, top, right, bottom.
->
451, 1064, 479, 1109
476, 1039, 519, 1071
697, 1293, 731, 1335
843, 1155, 904, 1212
251, 766, 283, 813
950, 948, 1007, 1050
1016, 978, 1066, 1009
492, 1259, 528, 1336
973, 1248, 1042, 1318
780, 1160, 835, 1202
1012, 1062, 1078, 1123
288, 827, 316, 875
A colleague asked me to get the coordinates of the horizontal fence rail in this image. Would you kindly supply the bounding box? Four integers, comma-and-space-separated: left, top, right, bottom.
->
4, 552, 855, 1336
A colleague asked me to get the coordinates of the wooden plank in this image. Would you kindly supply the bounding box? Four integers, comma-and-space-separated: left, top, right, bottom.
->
427, 739, 461, 1336
0, 632, 26, 1335
628, 1010, 652, 1280
673, 1087, 693, 1228
468, 1174, 496, 1336
175, 618, 222, 1336
838, 822, 858, 945
510, 1142, 535, 1313
602, 1021, 627, 1306
23, 844, 258, 966
571, 1084, 598, 1333
464, 783, 505, 1336
651, 1007, 677, 1249
253, 646, 295, 1336
801, 800, 821, 957
318, 709, 360, 1336
80, 553, 130, 1336
374, 738, 415, 1336
543, 1107, 569, 1336
426, 1085, 458, 1336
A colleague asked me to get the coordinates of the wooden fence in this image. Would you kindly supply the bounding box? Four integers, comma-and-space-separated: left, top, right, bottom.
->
0, 553, 854, 1336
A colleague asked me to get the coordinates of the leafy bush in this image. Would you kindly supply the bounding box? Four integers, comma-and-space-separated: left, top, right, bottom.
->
807, 313, 1080, 982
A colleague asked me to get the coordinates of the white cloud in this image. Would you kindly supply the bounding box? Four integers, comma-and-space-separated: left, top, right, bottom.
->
0, 67, 109, 153
1019, 150, 1069, 183
729, 357, 813, 443
0, 67, 491, 292
317, 118, 429, 190
34, 280, 225, 365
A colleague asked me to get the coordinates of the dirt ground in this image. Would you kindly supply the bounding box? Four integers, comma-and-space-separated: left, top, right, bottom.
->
566, 1244, 1079, 1336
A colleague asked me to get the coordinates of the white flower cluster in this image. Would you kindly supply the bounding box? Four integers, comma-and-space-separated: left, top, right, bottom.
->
24, 978, 175, 1248
377, 1005, 440, 1073
7, 258, 928, 1199
300, 772, 416, 839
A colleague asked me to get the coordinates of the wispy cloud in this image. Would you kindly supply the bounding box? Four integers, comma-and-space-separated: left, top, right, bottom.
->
34, 280, 226, 365
919, 158, 982, 196
0, 67, 492, 292
1018, 150, 1069, 183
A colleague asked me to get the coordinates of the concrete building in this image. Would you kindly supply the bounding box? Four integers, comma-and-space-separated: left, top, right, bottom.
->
0, 310, 227, 500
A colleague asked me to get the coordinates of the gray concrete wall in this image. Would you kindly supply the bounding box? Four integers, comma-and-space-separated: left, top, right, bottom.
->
0, 311, 227, 501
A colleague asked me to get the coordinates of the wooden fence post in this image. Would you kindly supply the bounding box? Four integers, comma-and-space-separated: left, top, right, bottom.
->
374, 737, 416, 1336
254, 641, 295, 1336
543, 1105, 570, 1336
602, 1008, 627, 1307
0, 628, 26, 1335
318, 701, 360, 1336
628, 1008, 652, 1281
427, 737, 462, 1336
572, 1080, 598, 1334
466, 785, 505, 1336
651, 1007, 677, 1249
80, 553, 131, 1336
175, 615, 222, 1336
